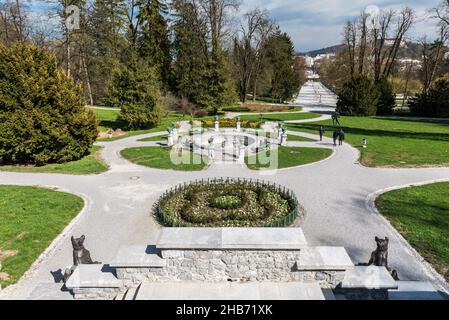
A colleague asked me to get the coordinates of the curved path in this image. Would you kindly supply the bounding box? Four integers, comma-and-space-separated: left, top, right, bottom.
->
2, 91, 449, 299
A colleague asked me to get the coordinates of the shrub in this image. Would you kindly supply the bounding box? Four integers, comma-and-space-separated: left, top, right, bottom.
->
200, 119, 261, 129
409, 78, 449, 118
106, 61, 163, 129
376, 77, 395, 116
336, 74, 380, 116
0, 43, 98, 165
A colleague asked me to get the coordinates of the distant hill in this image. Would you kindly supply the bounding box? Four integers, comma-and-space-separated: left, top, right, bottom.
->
297, 45, 343, 57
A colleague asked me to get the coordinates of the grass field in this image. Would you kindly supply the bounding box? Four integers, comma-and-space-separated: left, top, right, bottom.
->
0, 146, 108, 175
138, 134, 167, 142
287, 134, 316, 142
245, 146, 332, 170
239, 112, 320, 122
376, 182, 449, 281
121, 147, 209, 171
0, 186, 84, 288
287, 116, 449, 167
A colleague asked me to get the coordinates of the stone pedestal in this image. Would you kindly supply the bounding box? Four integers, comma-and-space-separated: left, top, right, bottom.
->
167, 134, 174, 147
281, 133, 288, 146
236, 121, 241, 132
214, 121, 219, 132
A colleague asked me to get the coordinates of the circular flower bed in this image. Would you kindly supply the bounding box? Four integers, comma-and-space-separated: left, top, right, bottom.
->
156, 178, 299, 227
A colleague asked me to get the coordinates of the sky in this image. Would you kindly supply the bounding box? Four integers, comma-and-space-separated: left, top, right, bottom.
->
240, 0, 443, 52
29, 0, 444, 52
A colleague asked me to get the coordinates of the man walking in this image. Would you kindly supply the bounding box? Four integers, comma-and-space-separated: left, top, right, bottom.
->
319, 126, 325, 141
338, 129, 345, 146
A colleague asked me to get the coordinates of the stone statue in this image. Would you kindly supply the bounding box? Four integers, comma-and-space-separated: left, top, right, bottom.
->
332, 112, 341, 126
361, 236, 399, 280
63, 235, 100, 283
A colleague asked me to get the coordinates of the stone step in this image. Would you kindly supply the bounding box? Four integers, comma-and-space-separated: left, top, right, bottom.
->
388, 281, 444, 300
109, 245, 166, 268
124, 284, 141, 300
65, 264, 122, 289
340, 266, 398, 290
135, 281, 325, 300
295, 246, 354, 271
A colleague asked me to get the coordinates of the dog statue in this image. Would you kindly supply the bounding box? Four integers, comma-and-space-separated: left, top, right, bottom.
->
360, 236, 399, 280
63, 235, 100, 283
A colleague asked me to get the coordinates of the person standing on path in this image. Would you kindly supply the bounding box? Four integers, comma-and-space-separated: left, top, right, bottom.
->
319, 126, 325, 141
333, 129, 338, 146
338, 129, 345, 146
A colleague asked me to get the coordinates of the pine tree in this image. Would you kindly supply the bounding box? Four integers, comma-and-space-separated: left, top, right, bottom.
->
105, 56, 164, 129
0, 43, 98, 165
376, 77, 395, 116
137, 0, 171, 87
337, 75, 380, 116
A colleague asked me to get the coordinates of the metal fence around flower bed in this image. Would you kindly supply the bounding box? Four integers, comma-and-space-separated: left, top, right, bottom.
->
155, 177, 300, 228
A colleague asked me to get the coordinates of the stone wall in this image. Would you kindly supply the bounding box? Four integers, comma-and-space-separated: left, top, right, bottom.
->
115, 249, 345, 288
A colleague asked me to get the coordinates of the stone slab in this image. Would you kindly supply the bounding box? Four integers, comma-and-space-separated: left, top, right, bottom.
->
156, 227, 307, 250
65, 265, 122, 289
341, 266, 398, 290
296, 247, 354, 271
388, 281, 444, 300
135, 281, 325, 300
109, 245, 166, 268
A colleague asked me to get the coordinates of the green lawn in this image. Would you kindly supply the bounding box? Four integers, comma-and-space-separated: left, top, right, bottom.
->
287, 116, 449, 167
287, 134, 316, 142
0, 186, 84, 288
0, 146, 108, 175
245, 146, 332, 170
376, 182, 449, 281
121, 147, 208, 171
138, 134, 167, 142
89, 108, 122, 132
239, 112, 320, 122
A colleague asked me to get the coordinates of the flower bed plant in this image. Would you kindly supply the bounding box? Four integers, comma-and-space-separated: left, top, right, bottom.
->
156, 178, 299, 227
200, 119, 261, 129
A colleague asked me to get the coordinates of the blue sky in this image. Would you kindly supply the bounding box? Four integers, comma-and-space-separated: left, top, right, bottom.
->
29, 0, 443, 52
241, 0, 442, 51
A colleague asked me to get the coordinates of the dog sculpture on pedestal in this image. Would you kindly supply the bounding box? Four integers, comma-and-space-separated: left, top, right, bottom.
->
63, 235, 100, 283
361, 236, 399, 280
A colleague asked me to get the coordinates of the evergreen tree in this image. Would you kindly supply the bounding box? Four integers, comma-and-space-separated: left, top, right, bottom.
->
137, 0, 171, 87
409, 78, 449, 117
105, 57, 164, 129
376, 77, 396, 116
337, 75, 380, 116
88, 0, 128, 103
265, 30, 300, 102
0, 43, 98, 165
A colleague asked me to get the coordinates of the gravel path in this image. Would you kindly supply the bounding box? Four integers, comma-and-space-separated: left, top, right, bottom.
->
1, 82, 449, 299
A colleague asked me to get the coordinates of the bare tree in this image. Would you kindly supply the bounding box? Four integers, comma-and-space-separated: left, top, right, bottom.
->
435, 0, 449, 27
233, 9, 275, 102
342, 20, 357, 76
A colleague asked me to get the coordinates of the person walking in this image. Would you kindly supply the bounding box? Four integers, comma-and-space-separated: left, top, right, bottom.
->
319, 126, 325, 141
338, 129, 345, 146
333, 129, 338, 146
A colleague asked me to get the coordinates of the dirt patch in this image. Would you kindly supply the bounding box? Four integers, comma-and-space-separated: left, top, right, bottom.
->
0, 272, 10, 281
15, 231, 28, 240
0, 248, 18, 261
98, 128, 127, 139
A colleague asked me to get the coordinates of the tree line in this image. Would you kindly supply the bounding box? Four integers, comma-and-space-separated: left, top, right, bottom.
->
317, 2, 449, 118
0, 0, 304, 129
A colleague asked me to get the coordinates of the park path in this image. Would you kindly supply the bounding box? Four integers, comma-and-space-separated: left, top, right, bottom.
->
1, 81, 449, 299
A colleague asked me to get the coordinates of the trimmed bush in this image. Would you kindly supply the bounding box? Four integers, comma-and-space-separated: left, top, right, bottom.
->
336, 74, 380, 116
106, 61, 163, 129
200, 118, 261, 129
0, 43, 98, 165
376, 77, 395, 116
409, 78, 449, 118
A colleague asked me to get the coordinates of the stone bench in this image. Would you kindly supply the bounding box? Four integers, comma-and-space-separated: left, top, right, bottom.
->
109, 245, 167, 283
65, 264, 123, 300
